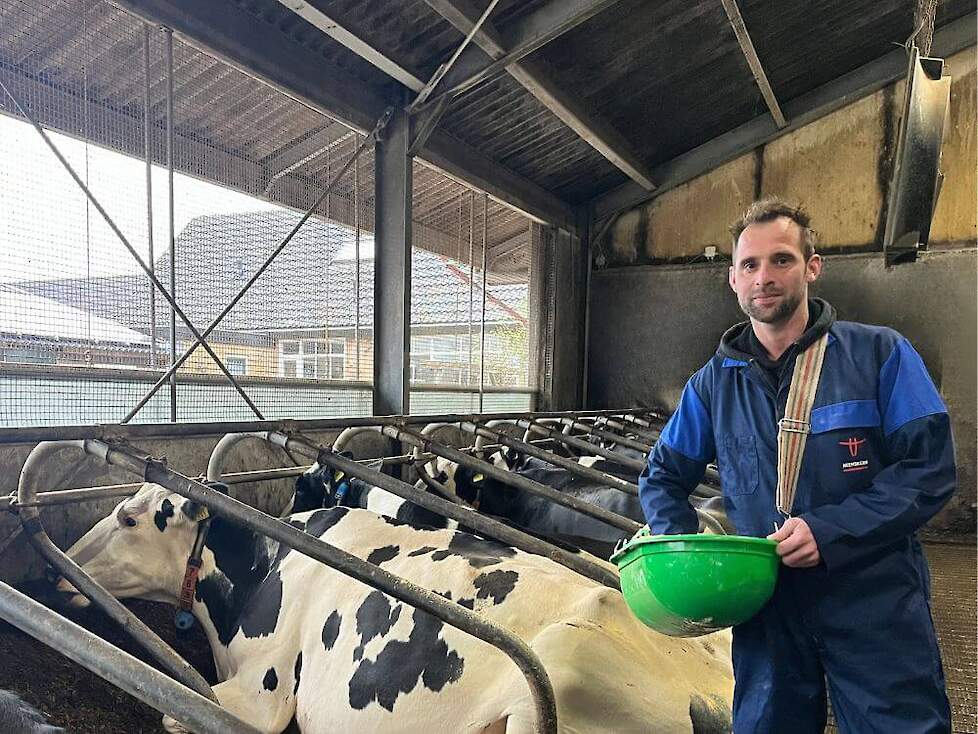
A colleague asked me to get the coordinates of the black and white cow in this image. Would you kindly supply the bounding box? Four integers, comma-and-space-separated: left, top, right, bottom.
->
436, 455, 732, 559
292, 460, 452, 529
57, 483, 733, 733
0, 690, 64, 733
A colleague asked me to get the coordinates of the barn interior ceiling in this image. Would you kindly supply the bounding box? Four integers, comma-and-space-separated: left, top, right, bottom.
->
2, 0, 975, 235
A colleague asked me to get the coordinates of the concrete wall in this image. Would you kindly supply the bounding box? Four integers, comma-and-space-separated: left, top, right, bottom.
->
586, 47, 976, 534
587, 249, 977, 533
595, 48, 977, 264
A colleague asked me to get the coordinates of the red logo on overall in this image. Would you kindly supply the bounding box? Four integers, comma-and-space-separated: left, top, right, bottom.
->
839, 437, 869, 472
838, 437, 866, 458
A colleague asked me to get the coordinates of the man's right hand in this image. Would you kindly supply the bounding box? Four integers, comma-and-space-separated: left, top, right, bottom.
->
767, 517, 821, 568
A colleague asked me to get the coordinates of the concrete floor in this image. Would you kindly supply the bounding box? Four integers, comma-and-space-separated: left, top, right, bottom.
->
926, 542, 977, 734
826, 542, 976, 733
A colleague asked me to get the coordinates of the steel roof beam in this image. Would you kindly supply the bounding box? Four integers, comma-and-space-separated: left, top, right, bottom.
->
273, 0, 425, 92
424, 0, 656, 192
719, 0, 786, 128
591, 12, 976, 222
410, 0, 502, 111
110, 0, 577, 231
419, 0, 618, 109
260, 121, 345, 170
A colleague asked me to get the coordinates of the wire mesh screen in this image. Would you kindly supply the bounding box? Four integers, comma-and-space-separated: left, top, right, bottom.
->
409, 161, 538, 415
0, 0, 377, 425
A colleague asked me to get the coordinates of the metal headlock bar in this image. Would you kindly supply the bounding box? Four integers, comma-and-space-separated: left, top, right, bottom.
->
14, 439, 560, 734
0, 408, 656, 445
592, 416, 661, 444
573, 417, 724, 487
0, 581, 257, 734
16, 443, 220, 707
385, 425, 642, 535
4, 410, 661, 732
459, 421, 640, 496
120, 440, 560, 733
0, 439, 568, 514
518, 419, 648, 473
557, 418, 653, 454
205, 432, 620, 590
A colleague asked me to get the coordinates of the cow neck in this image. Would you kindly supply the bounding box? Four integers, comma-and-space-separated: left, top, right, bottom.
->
343, 479, 373, 509
192, 517, 276, 651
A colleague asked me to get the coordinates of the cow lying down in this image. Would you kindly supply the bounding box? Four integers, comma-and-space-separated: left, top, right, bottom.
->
293, 452, 730, 561
58, 483, 733, 734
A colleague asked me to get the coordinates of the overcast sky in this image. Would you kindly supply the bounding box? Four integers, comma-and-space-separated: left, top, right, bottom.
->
0, 113, 280, 283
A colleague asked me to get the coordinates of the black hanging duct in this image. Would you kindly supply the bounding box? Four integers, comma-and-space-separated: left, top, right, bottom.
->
882, 46, 952, 266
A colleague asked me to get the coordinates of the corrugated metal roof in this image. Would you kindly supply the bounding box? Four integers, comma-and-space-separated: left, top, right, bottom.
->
1, 0, 973, 222
0, 0, 535, 270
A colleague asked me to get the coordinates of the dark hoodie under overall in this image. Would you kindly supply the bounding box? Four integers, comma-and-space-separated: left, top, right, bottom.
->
639, 298, 954, 733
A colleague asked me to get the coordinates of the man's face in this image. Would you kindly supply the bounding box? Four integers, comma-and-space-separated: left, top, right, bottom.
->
728, 217, 821, 324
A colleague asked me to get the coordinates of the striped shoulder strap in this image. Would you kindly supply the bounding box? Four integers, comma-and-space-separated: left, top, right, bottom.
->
776, 332, 830, 516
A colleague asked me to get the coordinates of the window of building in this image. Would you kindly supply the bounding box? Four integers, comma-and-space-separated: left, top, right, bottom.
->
225, 356, 247, 375
3, 346, 57, 364
279, 339, 345, 380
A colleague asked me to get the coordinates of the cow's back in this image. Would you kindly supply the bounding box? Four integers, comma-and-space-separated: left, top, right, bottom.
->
272, 508, 732, 733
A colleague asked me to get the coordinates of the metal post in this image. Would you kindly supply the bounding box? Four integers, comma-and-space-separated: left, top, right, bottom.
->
0, 582, 256, 734
460, 420, 638, 495
143, 25, 158, 371
373, 106, 412, 415
479, 193, 488, 412
387, 425, 641, 534
467, 190, 476, 390
580, 207, 592, 407
164, 27, 177, 422
353, 132, 362, 381
95, 442, 559, 734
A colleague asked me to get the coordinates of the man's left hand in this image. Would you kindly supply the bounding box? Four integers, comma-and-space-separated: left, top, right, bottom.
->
767, 517, 821, 568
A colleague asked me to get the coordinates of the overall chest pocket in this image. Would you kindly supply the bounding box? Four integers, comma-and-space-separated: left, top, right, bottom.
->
717, 435, 759, 496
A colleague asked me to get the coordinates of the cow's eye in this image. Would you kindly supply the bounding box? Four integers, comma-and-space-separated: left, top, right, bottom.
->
123, 517, 137, 528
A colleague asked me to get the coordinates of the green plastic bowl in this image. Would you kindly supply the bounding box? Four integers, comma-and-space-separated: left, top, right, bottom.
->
611, 532, 779, 637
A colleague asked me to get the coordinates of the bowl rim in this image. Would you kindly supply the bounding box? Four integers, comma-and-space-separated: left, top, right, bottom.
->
611, 533, 778, 564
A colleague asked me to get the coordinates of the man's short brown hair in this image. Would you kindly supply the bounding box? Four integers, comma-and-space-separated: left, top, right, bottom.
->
730, 197, 817, 260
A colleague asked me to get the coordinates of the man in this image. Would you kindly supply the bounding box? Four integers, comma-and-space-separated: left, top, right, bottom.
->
638, 197, 955, 733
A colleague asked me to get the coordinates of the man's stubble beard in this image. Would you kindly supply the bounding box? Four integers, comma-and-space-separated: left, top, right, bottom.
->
739, 290, 803, 324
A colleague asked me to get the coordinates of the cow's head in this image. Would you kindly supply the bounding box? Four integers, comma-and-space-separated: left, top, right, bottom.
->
486, 446, 526, 472
56, 483, 209, 608
429, 459, 488, 509
291, 455, 358, 514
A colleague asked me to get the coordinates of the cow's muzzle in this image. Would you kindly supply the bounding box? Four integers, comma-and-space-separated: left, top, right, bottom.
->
53, 576, 91, 609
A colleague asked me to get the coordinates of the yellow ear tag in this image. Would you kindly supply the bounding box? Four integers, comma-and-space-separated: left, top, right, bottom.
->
193, 506, 210, 522
473, 473, 484, 483
335, 471, 345, 481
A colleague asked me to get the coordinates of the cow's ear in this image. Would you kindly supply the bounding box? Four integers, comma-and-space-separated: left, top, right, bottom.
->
180, 499, 209, 523
180, 481, 228, 522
